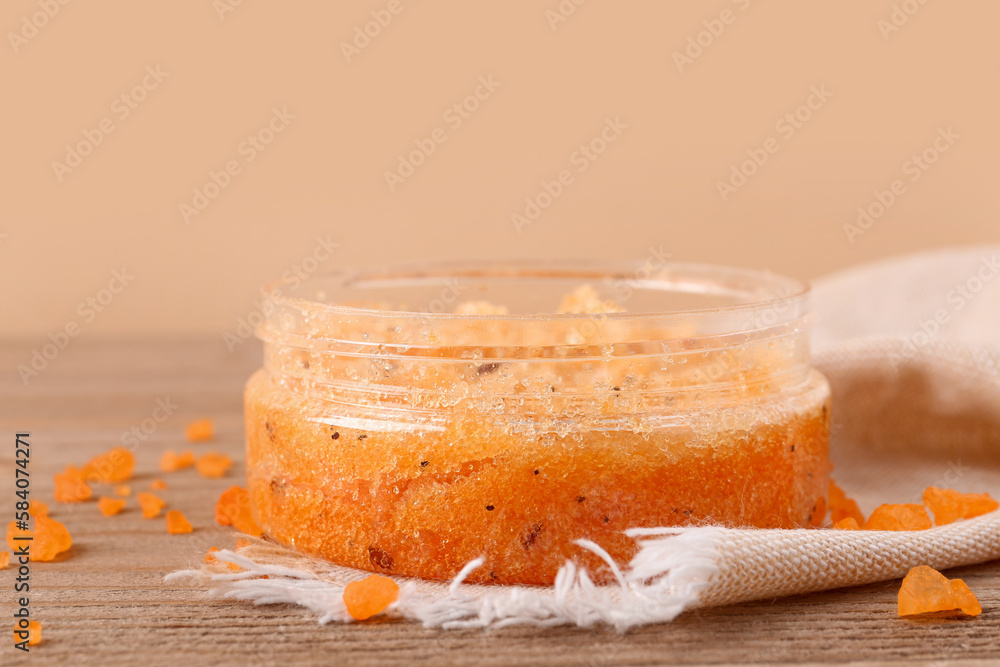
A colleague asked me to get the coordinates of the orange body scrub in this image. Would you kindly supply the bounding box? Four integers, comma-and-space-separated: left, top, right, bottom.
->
244, 263, 831, 585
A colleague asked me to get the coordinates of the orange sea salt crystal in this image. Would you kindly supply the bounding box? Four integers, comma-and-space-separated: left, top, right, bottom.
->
137, 492, 166, 519
864, 503, 933, 531
13, 620, 42, 647
922, 487, 999, 526
150, 479, 168, 491
196, 452, 233, 479
82, 447, 135, 483
114, 484, 132, 497
29, 500, 49, 517
54, 466, 92, 503
98, 496, 126, 517
159, 449, 196, 472
7, 517, 72, 561
829, 480, 865, 525
185, 418, 214, 442
343, 574, 400, 620
898, 565, 981, 617
833, 517, 860, 530
0, 551, 9, 569
35, 517, 72, 561
165, 510, 193, 534
215, 486, 263, 537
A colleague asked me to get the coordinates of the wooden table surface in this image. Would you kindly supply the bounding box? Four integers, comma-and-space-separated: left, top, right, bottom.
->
2, 338, 999, 666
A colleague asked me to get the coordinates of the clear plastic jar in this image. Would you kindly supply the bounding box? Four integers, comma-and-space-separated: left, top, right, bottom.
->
244, 261, 830, 585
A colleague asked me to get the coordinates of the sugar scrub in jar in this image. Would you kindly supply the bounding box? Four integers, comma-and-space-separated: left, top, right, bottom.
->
244, 262, 831, 585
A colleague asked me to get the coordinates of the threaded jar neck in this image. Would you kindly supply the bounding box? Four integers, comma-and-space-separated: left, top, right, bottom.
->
256, 261, 814, 432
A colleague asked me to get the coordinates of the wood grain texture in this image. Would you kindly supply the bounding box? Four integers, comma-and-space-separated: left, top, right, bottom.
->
1, 338, 998, 666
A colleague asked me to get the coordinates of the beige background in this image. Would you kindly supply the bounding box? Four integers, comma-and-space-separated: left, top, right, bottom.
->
2, 0, 998, 339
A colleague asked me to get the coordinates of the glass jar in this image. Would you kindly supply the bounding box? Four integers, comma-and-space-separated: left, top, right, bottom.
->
244, 261, 830, 585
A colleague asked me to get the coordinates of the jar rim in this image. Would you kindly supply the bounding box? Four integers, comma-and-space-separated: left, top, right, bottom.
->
260, 259, 810, 324
255, 261, 816, 417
